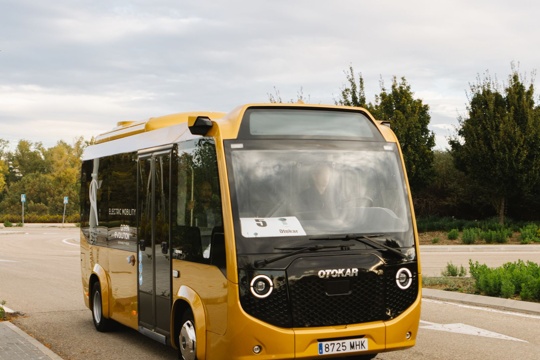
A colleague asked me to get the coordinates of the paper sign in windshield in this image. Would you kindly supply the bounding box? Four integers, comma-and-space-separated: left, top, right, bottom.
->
240, 217, 306, 238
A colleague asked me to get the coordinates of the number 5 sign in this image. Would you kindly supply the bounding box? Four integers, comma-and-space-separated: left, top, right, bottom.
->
240, 217, 306, 238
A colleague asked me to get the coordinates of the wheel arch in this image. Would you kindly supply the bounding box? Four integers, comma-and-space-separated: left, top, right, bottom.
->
172, 285, 207, 360
91, 264, 110, 318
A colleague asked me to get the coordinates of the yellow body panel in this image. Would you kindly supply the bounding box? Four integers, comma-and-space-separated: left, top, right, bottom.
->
81, 238, 138, 330
107, 248, 138, 328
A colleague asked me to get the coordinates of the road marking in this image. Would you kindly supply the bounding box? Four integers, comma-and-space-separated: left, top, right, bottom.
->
0, 259, 17, 262
62, 238, 79, 247
420, 320, 528, 342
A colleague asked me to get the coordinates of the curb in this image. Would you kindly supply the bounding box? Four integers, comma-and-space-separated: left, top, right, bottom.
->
422, 288, 540, 316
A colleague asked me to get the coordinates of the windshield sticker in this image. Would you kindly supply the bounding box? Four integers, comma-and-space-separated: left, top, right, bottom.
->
240, 217, 306, 238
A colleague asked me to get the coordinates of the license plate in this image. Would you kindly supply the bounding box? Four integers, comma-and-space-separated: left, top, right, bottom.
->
318, 338, 368, 355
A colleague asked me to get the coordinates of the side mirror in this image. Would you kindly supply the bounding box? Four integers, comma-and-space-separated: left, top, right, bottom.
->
188, 116, 213, 135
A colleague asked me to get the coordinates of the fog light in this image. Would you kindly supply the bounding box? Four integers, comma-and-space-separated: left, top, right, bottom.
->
396, 268, 413, 290
253, 345, 262, 354
406, 331, 412, 340
250, 275, 273, 298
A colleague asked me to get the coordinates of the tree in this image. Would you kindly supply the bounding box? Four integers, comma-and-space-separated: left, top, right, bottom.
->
0, 139, 85, 218
450, 69, 540, 224
0, 159, 6, 195
336, 66, 367, 108
268, 86, 310, 103
336, 66, 436, 191
10, 140, 48, 177
0, 138, 8, 195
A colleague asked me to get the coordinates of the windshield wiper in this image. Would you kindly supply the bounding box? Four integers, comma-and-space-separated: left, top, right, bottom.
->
254, 244, 354, 268
310, 234, 406, 259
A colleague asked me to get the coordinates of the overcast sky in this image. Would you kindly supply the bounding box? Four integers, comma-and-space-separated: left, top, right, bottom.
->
1, 0, 539, 151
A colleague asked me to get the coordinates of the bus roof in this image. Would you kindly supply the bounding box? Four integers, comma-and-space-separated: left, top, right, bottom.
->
94, 111, 226, 144
83, 103, 395, 161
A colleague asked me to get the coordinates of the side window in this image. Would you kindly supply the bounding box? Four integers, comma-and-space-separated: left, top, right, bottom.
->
80, 157, 108, 246
106, 153, 138, 251
172, 139, 223, 264
81, 154, 137, 249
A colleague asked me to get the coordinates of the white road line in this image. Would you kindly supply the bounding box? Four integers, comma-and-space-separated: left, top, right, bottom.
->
62, 238, 79, 247
419, 320, 528, 342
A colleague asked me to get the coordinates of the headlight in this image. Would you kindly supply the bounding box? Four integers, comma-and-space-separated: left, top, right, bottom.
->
395, 267, 413, 290
250, 274, 274, 298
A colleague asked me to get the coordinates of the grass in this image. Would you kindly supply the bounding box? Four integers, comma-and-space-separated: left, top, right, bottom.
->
0, 300, 6, 321
423, 276, 476, 293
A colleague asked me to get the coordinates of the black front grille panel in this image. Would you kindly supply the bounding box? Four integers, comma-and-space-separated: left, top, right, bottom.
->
290, 271, 385, 327
239, 263, 419, 328
239, 270, 292, 327
384, 264, 419, 319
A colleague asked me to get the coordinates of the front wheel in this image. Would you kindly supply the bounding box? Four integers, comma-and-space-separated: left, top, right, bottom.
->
179, 310, 197, 360
91, 282, 112, 332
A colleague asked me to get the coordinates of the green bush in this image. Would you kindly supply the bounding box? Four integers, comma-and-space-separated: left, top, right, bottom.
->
442, 262, 467, 277
494, 230, 509, 244
0, 214, 80, 224
520, 223, 540, 244
0, 300, 6, 320
482, 229, 509, 244
447, 229, 459, 240
461, 228, 480, 244
3, 220, 12, 227
417, 217, 468, 232
482, 230, 494, 244
417, 216, 535, 234
521, 277, 540, 301
469, 260, 540, 301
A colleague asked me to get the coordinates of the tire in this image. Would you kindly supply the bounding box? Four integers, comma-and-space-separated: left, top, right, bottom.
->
178, 309, 197, 360
91, 282, 112, 332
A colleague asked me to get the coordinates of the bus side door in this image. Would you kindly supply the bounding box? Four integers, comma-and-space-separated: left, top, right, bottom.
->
138, 148, 173, 340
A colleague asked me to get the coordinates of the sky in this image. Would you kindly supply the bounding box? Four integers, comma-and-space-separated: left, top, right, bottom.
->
1, 0, 540, 151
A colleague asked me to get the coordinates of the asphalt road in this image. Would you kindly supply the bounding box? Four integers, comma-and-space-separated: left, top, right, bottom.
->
420, 244, 540, 277
1, 225, 539, 359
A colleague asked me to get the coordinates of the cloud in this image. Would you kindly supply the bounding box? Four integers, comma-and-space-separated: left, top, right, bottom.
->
2, 0, 540, 149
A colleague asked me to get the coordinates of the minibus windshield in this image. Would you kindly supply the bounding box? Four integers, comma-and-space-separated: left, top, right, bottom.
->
227, 140, 414, 254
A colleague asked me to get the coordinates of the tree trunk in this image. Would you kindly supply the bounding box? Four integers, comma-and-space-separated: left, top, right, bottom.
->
498, 196, 505, 225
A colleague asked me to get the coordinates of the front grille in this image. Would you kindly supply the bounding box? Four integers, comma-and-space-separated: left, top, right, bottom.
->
290, 272, 385, 327
239, 262, 419, 328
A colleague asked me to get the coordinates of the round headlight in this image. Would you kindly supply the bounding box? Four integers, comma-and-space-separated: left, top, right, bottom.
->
396, 268, 413, 290
250, 275, 274, 298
